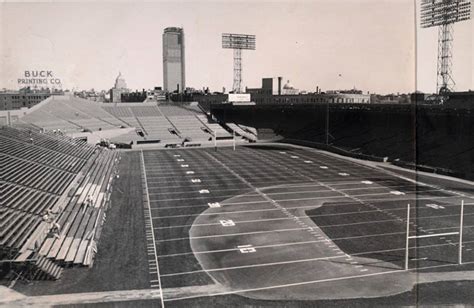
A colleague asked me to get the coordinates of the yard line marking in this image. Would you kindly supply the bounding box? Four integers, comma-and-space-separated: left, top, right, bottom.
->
140, 150, 165, 308
150, 199, 270, 210
153, 207, 474, 231
146, 180, 250, 190
145, 172, 305, 180
411, 257, 428, 261
264, 185, 416, 196
162, 268, 411, 301
390, 191, 406, 195
157, 222, 474, 258
208, 202, 221, 208
237, 244, 256, 253
162, 232, 474, 276
426, 203, 445, 210
150, 193, 238, 202
155, 227, 310, 242
147, 179, 396, 192
219, 219, 236, 227
148, 187, 250, 196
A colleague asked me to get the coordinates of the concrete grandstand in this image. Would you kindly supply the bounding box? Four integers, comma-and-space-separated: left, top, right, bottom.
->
11, 95, 255, 147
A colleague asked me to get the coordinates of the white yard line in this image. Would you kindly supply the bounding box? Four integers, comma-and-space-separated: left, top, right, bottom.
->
160, 238, 474, 278
140, 150, 165, 308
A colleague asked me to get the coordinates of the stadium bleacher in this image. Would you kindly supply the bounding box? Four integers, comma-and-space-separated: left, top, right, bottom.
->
38, 149, 118, 266
19, 96, 253, 147
1, 125, 119, 280
195, 114, 232, 138
22, 96, 125, 133
158, 106, 214, 141
227, 123, 258, 141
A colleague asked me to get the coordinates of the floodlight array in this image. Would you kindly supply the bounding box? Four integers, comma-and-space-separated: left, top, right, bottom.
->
222, 34, 256, 50
421, 0, 471, 28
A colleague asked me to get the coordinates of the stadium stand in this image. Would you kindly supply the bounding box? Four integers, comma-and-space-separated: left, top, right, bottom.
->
37, 149, 118, 266
136, 116, 181, 141
159, 106, 214, 141
195, 114, 232, 138
21, 109, 82, 132
1, 125, 118, 280
18, 96, 250, 147
22, 96, 125, 133
103, 104, 182, 142
102, 105, 134, 118
226, 123, 258, 141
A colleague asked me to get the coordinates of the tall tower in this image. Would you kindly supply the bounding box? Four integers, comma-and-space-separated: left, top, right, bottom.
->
163, 27, 186, 93
222, 33, 256, 93
420, 0, 471, 95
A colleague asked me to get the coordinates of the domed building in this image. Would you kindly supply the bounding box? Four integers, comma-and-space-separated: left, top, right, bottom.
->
109, 72, 129, 103
282, 80, 299, 95
114, 72, 127, 90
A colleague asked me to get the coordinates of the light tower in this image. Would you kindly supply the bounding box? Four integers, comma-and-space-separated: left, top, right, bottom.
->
420, 0, 471, 96
222, 33, 256, 93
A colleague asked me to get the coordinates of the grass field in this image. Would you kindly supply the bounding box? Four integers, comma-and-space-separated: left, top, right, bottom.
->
9, 143, 474, 307
139, 144, 474, 306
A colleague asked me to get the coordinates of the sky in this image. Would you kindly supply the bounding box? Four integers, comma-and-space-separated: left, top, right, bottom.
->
0, 0, 471, 94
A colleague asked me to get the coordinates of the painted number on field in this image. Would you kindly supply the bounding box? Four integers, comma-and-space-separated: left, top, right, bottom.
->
199, 189, 210, 194
173, 154, 181, 157
390, 191, 406, 196
361, 180, 373, 185
177, 159, 185, 162
208, 202, 221, 208
291, 155, 299, 159
426, 203, 445, 210
186, 171, 195, 175
238, 244, 256, 253
181, 164, 189, 168
191, 179, 201, 183
304, 160, 313, 164
220, 219, 235, 227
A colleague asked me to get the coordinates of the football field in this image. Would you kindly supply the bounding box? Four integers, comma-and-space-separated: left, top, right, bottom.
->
140, 144, 474, 306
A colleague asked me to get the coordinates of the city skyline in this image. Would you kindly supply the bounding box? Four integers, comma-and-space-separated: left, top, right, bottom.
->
0, 1, 472, 94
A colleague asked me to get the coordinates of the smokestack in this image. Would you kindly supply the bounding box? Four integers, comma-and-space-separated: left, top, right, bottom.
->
278, 77, 282, 95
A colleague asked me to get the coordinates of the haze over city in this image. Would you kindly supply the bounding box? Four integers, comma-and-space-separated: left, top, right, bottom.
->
0, 1, 472, 94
